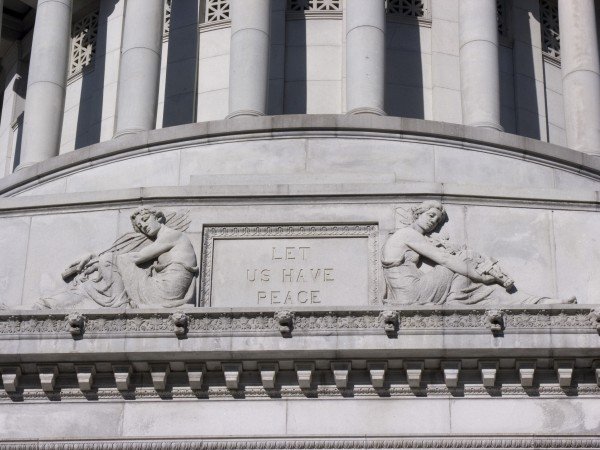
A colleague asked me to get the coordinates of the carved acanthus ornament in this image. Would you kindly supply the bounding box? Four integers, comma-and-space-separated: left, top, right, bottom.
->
0, 306, 596, 336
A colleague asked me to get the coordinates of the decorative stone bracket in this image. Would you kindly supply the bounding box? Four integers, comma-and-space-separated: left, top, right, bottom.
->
274, 310, 294, 335
380, 310, 399, 336
2, 357, 600, 400
66, 313, 86, 337
170, 312, 189, 337
485, 309, 504, 334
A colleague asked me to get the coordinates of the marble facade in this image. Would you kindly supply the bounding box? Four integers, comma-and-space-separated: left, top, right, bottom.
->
0, 0, 600, 448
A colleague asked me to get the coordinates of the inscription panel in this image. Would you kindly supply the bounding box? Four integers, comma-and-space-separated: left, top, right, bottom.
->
201, 225, 379, 307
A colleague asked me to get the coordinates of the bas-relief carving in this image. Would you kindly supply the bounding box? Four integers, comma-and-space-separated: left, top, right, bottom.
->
36, 208, 198, 309
382, 201, 577, 307
1, 308, 595, 336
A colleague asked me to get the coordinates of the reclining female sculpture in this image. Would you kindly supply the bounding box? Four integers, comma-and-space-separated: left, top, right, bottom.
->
36, 207, 198, 309
382, 201, 576, 306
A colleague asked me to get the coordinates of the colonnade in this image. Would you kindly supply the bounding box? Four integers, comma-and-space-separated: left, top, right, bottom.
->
13, 0, 600, 167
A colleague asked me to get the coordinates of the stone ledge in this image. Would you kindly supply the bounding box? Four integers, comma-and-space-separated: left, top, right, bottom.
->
3, 436, 600, 449
0, 306, 598, 362
1, 115, 597, 196
0, 181, 599, 213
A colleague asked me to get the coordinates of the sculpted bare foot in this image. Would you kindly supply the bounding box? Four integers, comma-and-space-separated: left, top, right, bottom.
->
537, 296, 577, 305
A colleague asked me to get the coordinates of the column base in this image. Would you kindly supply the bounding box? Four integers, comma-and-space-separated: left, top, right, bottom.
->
113, 128, 147, 139
226, 110, 266, 119
466, 121, 504, 132
346, 107, 386, 116
14, 162, 37, 172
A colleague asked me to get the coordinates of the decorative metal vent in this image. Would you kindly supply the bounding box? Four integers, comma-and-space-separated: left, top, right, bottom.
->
69, 11, 99, 76
288, 0, 341, 12
164, 0, 171, 36
205, 0, 230, 23
385, 0, 425, 17
540, 0, 560, 58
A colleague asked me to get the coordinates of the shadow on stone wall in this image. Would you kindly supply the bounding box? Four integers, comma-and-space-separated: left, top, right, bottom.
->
163, 0, 200, 127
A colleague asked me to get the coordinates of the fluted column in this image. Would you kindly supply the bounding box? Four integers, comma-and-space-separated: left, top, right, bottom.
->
345, 0, 386, 116
559, 0, 600, 154
459, 0, 502, 130
19, 0, 72, 167
114, 0, 164, 137
227, 0, 271, 118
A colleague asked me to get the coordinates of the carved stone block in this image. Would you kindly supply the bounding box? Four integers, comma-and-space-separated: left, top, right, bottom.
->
170, 312, 189, 337
295, 362, 315, 389
37, 365, 59, 392
75, 365, 96, 391
258, 363, 278, 389
1, 366, 21, 393
555, 361, 574, 387
201, 225, 379, 308
517, 361, 536, 387
380, 310, 399, 336
404, 361, 424, 388
150, 364, 170, 391
590, 309, 600, 332
485, 309, 504, 333
112, 364, 133, 391
441, 361, 461, 388
331, 362, 351, 388
274, 310, 294, 335
67, 313, 86, 337
367, 362, 387, 388
222, 363, 242, 390
479, 361, 498, 388
186, 363, 206, 390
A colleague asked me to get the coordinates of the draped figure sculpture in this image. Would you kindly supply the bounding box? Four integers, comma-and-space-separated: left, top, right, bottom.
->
36, 208, 198, 309
382, 201, 576, 306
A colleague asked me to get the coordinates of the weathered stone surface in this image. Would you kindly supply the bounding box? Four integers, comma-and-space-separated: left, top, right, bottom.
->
203, 225, 378, 307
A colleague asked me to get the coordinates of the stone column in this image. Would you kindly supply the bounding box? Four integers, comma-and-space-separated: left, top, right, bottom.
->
114, 0, 164, 137
345, 0, 386, 116
459, 0, 502, 130
19, 0, 72, 167
559, 0, 600, 154
227, 0, 271, 118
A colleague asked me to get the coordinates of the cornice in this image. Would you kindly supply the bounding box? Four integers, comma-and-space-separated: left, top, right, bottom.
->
3, 435, 600, 449
1, 305, 597, 338
1, 115, 599, 197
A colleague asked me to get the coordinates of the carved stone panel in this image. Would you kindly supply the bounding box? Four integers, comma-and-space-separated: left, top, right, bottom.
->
201, 225, 379, 307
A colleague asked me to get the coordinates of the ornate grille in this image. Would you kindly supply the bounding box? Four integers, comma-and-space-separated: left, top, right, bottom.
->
288, 0, 341, 12
69, 11, 99, 76
164, 0, 171, 36
540, 0, 560, 58
205, 0, 230, 22
385, 0, 425, 17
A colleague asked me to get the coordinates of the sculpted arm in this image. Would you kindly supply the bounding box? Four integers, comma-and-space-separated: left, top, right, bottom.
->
131, 241, 174, 265
405, 239, 494, 284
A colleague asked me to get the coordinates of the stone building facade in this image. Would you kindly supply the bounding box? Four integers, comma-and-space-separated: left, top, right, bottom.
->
1, 0, 600, 448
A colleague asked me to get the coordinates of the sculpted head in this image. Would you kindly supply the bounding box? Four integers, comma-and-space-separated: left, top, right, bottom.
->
412, 200, 447, 234
131, 207, 166, 238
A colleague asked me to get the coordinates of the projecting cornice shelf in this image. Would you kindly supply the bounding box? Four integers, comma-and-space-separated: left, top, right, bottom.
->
2, 115, 600, 197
